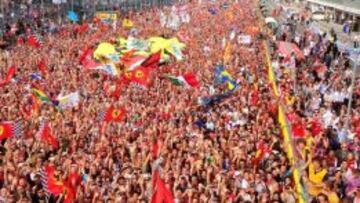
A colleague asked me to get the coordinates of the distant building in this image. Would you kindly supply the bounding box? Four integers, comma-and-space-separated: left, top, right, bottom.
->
306, 0, 360, 31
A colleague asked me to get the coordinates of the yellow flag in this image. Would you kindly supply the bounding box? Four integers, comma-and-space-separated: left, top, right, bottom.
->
122, 19, 133, 28
94, 43, 116, 61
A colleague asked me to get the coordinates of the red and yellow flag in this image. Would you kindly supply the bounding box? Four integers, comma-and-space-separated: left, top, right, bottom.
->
0, 122, 14, 141
99, 106, 126, 123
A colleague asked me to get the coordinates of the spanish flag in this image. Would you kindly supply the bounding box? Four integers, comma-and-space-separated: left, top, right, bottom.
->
98, 106, 126, 123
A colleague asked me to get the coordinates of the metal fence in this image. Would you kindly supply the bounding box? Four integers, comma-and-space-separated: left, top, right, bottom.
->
0, 0, 176, 35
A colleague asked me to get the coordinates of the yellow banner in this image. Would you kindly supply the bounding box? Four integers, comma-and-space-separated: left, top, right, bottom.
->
95, 12, 117, 21
258, 2, 306, 202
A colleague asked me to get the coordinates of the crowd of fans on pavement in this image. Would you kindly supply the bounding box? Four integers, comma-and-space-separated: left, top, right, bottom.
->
0, 0, 359, 203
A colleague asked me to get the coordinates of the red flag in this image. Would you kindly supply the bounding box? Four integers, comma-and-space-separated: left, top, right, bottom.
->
79, 47, 92, 64
41, 165, 65, 196
151, 170, 174, 203
131, 66, 151, 89
110, 84, 122, 98
37, 60, 47, 74
36, 122, 59, 149
27, 35, 41, 48
40, 165, 80, 202
74, 23, 89, 34
0, 122, 15, 141
99, 106, 126, 123
63, 184, 76, 203
141, 51, 161, 69
67, 172, 81, 187
79, 48, 102, 69
5, 66, 16, 82
0, 121, 22, 141
183, 72, 200, 88
63, 172, 80, 203
0, 66, 16, 87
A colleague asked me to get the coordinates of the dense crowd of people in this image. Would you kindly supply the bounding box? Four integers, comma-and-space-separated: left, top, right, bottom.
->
268, 2, 360, 202
0, 0, 359, 203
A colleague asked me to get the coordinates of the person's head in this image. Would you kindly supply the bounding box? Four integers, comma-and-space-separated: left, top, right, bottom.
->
317, 193, 329, 203
312, 159, 321, 170
297, 138, 306, 148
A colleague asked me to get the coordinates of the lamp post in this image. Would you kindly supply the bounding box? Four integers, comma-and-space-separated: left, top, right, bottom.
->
0, 0, 4, 34
345, 55, 359, 131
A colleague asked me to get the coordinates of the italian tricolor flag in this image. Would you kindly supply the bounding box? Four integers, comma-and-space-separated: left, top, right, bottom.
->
165, 73, 199, 88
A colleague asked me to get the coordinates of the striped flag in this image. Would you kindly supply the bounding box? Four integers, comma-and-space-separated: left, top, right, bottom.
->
39, 165, 65, 197
31, 88, 56, 105
0, 121, 23, 141
98, 106, 126, 123
39, 165, 79, 203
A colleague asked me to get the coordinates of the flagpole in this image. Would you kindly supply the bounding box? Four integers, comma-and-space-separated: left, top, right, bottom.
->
345, 56, 359, 131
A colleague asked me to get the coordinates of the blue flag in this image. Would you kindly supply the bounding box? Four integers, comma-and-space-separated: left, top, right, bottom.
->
30, 73, 42, 80
214, 65, 237, 90
67, 11, 79, 22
